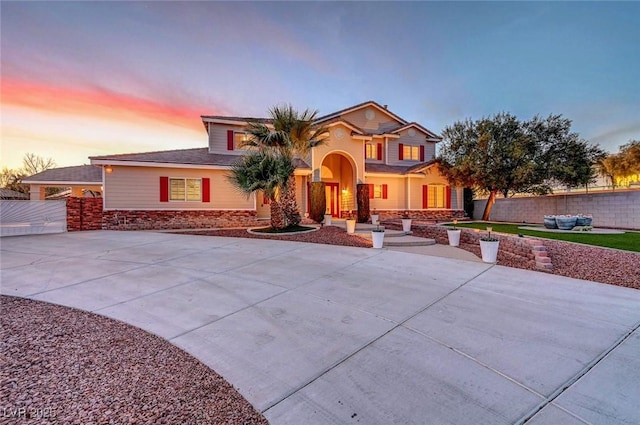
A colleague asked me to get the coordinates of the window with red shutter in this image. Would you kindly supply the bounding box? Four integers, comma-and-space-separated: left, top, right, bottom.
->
377, 143, 382, 160
446, 186, 452, 209
398, 143, 404, 160
420, 145, 425, 162
368, 184, 374, 199
382, 184, 388, 199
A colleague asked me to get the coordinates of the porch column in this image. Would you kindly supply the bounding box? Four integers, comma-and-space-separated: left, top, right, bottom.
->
29, 184, 45, 200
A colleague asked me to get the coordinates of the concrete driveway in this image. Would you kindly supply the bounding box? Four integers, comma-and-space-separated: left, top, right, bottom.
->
2, 231, 639, 425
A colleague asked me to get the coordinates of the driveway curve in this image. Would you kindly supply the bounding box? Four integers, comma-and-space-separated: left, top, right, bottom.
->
2, 231, 639, 425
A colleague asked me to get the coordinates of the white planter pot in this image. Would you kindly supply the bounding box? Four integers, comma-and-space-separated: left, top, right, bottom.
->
479, 240, 500, 263
447, 229, 461, 247
371, 214, 379, 225
402, 218, 412, 232
324, 214, 332, 226
371, 231, 385, 249
346, 219, 356, 234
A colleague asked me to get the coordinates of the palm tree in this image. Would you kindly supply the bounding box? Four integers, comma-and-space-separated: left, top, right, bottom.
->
227, 151, 295, 229
242, 105, 328, 225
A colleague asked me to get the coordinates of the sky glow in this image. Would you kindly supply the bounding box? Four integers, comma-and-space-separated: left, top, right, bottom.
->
1, 1, 638, 170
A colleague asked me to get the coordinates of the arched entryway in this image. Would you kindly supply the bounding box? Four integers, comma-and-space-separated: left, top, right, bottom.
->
320, 152, 356, 217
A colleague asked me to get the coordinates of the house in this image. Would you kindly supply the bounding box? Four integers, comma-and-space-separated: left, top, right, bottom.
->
89, 101, 463, 230
23, 165, 103, 199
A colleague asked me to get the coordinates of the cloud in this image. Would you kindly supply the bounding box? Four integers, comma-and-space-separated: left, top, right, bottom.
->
1, 78, 219, 132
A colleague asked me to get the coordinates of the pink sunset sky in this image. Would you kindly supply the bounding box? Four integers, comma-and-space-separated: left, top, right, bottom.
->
1, 2, 638, 170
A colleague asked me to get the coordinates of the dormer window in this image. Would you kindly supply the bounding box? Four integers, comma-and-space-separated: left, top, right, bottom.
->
398, 143, 425, 161
234, 132, 250, 149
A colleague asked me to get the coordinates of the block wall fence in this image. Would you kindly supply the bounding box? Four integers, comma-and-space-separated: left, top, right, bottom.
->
473, 190, 640, 230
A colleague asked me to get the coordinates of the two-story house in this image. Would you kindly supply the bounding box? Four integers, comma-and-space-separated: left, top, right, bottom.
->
90, 101, 463, 229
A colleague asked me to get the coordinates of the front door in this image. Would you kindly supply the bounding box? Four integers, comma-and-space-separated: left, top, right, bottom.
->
325, 182, 339, 216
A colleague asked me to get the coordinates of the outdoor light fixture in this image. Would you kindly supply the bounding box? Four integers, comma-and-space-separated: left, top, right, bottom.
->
105, 165, 113, 174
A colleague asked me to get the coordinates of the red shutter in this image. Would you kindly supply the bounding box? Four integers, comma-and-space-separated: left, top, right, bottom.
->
377, 143, 382, 160
202, 178, 210, 203
422, 185, 428, 209
446, 186, 452, 209
368, 184, 374, 199
382, 184, 388, 199
420, 145, 425, 162
227, 130, 234, 150
398, 143, 404, 160
160, 176, 169, 202
364, 143, 367, 159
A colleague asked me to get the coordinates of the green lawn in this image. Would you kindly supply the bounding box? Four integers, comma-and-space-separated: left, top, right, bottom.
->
446, 222, 640, 252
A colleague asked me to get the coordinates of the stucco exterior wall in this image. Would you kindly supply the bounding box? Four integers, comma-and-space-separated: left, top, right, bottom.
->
366, 176, 406, 210
473, 190, 640, 229
104, 166, 254, 210
313, 124, 363, 183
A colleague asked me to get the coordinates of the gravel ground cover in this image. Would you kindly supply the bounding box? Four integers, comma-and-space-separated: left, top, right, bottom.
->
0, 296, 268, 425
179, 225, 372, 248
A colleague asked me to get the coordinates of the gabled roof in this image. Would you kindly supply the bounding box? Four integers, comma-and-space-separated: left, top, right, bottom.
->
322, 117, 366, 135
23, 165, 102, 184
90, 148, 310, 169
315, 100, 408, 126
365, 160, 438, 175
390, 122, 441, 140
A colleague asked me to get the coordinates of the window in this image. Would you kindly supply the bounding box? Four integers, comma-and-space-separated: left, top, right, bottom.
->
170, 178, 201, 201
428, 185, 445, 208
234, 132, 249, 150
403, 145, 420, 161
365, 143, 376, 159
368, 183, 388, 199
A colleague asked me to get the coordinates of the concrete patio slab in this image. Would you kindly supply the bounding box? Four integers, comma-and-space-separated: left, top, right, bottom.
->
30, 263, 210, 311
97, 274, 287, 339
171, 290, 396, 411
526, 404, 589, 425
404, 267, 640, 396
264, 326, 543, 425
2, 231, 639, 425
552, 329, 640, 425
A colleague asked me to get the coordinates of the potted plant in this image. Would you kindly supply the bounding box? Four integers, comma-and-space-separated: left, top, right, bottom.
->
371, 208, 379, 225
324, 213, 332, 226
345, 212, 356, 234
479, 226, 499, 263
401, 211, 412, 233
371, 224, 385, 249
447, 219, 461, 247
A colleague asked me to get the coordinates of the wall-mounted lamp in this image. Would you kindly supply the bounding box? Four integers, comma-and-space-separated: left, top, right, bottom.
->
105, 165, 113, 174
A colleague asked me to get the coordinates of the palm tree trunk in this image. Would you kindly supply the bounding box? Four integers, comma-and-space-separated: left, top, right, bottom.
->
281, 175, 301, 226
270, 199, 287, 230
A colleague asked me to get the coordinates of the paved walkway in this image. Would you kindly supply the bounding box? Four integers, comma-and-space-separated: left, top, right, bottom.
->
2, 231, 639, 424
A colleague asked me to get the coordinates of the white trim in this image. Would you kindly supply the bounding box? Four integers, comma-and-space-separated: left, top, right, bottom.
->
91, 160, 233, 170
351, 135, 373, 141
407, 175, 411, 210
202, 118, 274, 129
365, 173, 406, 178
326, 120, 364, 134
22, 180, 102, 185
